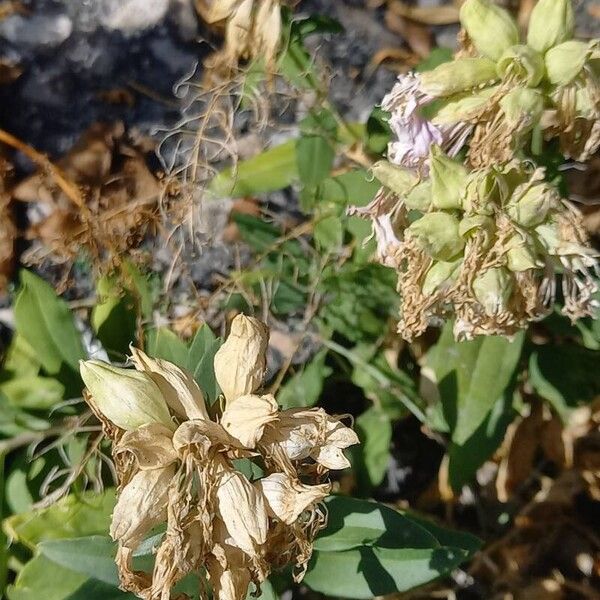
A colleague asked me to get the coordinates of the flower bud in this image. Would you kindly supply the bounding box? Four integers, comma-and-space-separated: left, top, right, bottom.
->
419, 57, 499, 97
497, 45, 545, 87
371, 160, 418, 195
506, 235, 541, 272
430, 146, 468, 210
80, 360, 174, 431
405, 180, 432, 211
473, 267, 513, 315
406, 212, 465, 261
506, 183, 558, 227
458, 214, 495, 239
431, 87, 497, 124
545, 40, 590, 85
499, 87, 544, 128
213, 314, 269, 403
422, 258, 462, 295
527, 0, 574, 54
460, 0, 519, 61
256, 473, 330, 525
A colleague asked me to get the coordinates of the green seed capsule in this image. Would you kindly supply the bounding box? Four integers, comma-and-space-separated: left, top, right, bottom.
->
497, 45, 545, 87
405, 180, 432, 211
506, 183, 557, 227
473, 267, 514, 315
430, 146, 468, 210
506, 235, 541, 272
431, 87, 498, 124
406, 212, 465, 261
422, 258, 462, 295
419, 57, 499, 97
458, 214, 495, 239
545, 40, 590, 85
460, 0, 519, 61
499, 87, 544, 127
527, 0, 574, 54
371, 160, 418, 195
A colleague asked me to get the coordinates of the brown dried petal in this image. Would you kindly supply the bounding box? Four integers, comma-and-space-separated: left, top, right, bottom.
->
172, 419, 245, 456
216, 465, 269, 557
213, 314, 269, 403
115, 423, 177, 470
221, 394, 279, 448
256, 473, 330, 524
130, 347, 209, 421
110, 465, 175, 548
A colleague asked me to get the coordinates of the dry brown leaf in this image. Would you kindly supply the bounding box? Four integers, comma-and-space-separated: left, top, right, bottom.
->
587, 2, 600, 20
384, 9, 433, 59
0, 155, 15, 290
387, 0, 460, 25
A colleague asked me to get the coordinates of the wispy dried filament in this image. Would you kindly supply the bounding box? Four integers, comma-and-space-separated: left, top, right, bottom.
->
80, 314, 358, 600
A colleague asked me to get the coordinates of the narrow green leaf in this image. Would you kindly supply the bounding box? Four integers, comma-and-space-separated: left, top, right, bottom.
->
355, 408, 392, 488
145, 328, 188, 368
278, 348, 331, 409
296, 135, 334, 187
3, 489, 115, 549
92, 275, 137, 358
14, 271, 86, 379
209, 141, 298, 198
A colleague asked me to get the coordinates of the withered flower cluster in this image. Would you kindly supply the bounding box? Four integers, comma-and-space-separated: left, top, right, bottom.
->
350, 0, 599, 341
199, 0, 282, 70
80, 315, 358, 600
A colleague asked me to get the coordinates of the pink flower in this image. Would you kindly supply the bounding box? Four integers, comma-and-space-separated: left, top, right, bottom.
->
382, 74, 470, 170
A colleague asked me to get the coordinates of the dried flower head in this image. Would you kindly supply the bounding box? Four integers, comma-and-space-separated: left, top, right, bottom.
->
80, 314, 358, 600
380, 0, 600, 169
199, 0, 283, 71
352, 149, 598, 341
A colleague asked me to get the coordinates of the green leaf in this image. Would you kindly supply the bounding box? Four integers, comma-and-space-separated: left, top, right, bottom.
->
92, 275, 137, 358
0, 376, 64, 410
306, 496, 480, 598
354, 408, 392, 488
247, 579, 278, 600
427, 324, 524, 445
365, 107, 392, 155
313, 214, 343, 250
186, 325, 223, 404
314, 496, 438, 552
39, 536, 119, 586
415, 47, 453, 72
14, 270, 86, 381
209, 141, 298, 198
3, 489, 115, 549
6, 555, 133, 600
447, 391, 516, 490
233, 213, 281, 253
529, 343, 600, 418
145, 328, 188, 368
296, 135, 335, 187
278, 349, 331, 409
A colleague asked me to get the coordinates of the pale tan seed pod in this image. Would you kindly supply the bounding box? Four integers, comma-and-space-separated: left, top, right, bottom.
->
224, 0, 254, 62
201, 0, 242, 24
220, 393, 279, 448
213, 314, 269, 403
253, 0, 282, 68
216, 464, 269, 556
110, 465, 175, 548
80, 360, 174, 431
116, 423, 177, 470
257, 473, 330, 524
130, 347, 209, 421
